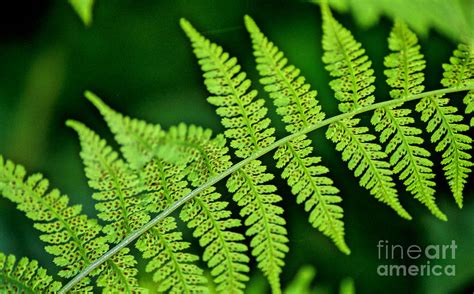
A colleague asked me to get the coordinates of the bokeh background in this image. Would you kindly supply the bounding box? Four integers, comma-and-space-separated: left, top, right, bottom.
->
0, 0, 472, 293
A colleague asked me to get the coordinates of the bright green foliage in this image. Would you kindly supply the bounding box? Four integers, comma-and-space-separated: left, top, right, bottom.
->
179, 20, 276, 158
68, 121, 149, 243
465, 91, 474, 127
441, 44, 474, 127
325, 119, 409, 219
0, 253, 62, 293
372, 20, 445, 220
321, 6, 410, 219
244, 16, 324, 132
245, 15, 349, 254
135, 217, 208, 294
90, 114, 210, 292
180, 187, 250, 293
69, 0, 95, 26
0, 9, 472, 294
96, 248, 144, 293
0, 156, 142, 292
141, 160, 209, 293
87, 94, 249, 293
226, 161, 287, 293
141, 160, 210, 292
67, 119, 205, 292
85, 91, 164, 170
321, 5, 375, 113
415, 45, 473, 208
181, 19, 289, 293
158, 124, 251, 293
160, 124, 232, 186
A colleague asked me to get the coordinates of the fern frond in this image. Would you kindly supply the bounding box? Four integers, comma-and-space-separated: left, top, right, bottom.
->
68, 117, 208, 292
325, 119, 408, 216
244, 16, 325, 132
86, 95, 248, 293
0, 252, 62, 293
136, 217, 208, 293
68, 120, 207, 292
134, 159, 210, 293
180, 186, 250, 293
321, 5, 375, 112
0, 156, 142, 292
68, 120, 149, 243
441, 43, 473, 126
245, 15, 349, 254
157, 124, 251, 293
85, 91, 164, 169
415, 45, 473, 208
465, 91, 474, 126
181, 19, 289, 293
162, 123, 232, 186
321, 6, 410, 219
372, 20, 445, 220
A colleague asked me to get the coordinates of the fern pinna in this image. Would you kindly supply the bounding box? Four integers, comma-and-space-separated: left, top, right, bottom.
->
84, 94, 250, 293
0, 5, 472, 294
0, 252, 61, 292
0, 155, 144, 292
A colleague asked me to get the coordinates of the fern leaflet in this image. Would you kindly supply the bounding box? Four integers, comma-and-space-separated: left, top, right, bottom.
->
245, 15, 349, 254
321, 5, 410, 219
415, 44, 473, 207
68, 120, 149, 243
0, 252, 62, 293
181, 19, 289, 293
372, 20, 445, 220
160, 124, 232, 187
160, 124, 251, 293
0, 156, 141, 292
86, 93, 249, 293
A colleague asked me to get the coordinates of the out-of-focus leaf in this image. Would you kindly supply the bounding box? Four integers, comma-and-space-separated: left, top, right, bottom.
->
69, 0, 95, 26
339, 278, 355, 294
311, 0, 473, 43
284, 266, 316, 294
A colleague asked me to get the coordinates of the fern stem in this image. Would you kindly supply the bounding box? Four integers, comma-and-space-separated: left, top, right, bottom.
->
59, 86, 471, 293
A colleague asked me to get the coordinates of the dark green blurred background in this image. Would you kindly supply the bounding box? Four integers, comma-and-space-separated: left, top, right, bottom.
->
0, 1, 472, 293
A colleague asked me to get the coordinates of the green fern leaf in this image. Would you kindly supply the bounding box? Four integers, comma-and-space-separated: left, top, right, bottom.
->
161, 124, 232, 187
68, 120, 207, 292
0, 156, 141, 292
85, 91, 164, 170
159, 124, 251, 293
465, 91, 474, 127
441, 43, 474, 126
138, 159, 209, 293
415, 45, 473, 208
136, 217, 208, 293
181, 19, 289, 293
85, 94, 249, 293
0, 252, 62, 293
180, 186, 250, 293
321, 6, 410, 219
245, 15, 349, 254
372, 20, 445, 220
68, 120, 150, 243
70, 118, 208, 292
